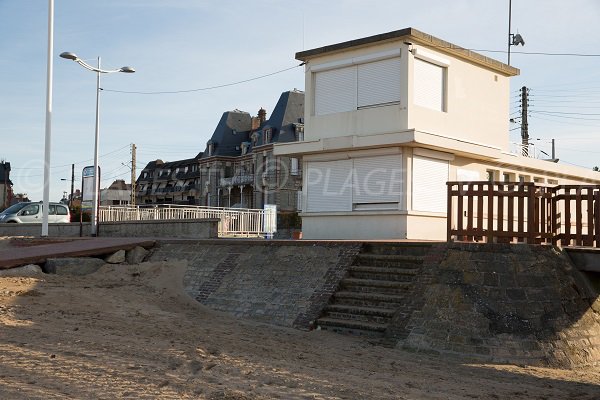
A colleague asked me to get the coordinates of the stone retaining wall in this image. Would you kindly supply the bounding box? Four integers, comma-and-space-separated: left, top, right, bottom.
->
149, 240, 361, 328
149, 240, 600, 367
395, 243, 600, 368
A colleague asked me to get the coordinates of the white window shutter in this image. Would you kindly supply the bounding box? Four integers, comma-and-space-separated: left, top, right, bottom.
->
352, 155, 403, 204
305, 160, 353, 212
357, 57, 401, 108
414, 58, 445, 112
314, 66, 356, 115
412, 155, 449, 213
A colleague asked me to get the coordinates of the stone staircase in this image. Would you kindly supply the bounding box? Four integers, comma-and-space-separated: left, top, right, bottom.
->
315, 242, 432, 337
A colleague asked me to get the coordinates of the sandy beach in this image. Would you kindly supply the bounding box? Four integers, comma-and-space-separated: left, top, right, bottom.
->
1, 243, 599, 399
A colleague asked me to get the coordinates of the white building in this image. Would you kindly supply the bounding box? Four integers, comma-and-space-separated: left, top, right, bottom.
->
100, 179, 131, 206
275, 28, 600, 240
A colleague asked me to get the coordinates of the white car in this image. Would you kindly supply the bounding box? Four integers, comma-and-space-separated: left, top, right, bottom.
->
0, 202, 70, 223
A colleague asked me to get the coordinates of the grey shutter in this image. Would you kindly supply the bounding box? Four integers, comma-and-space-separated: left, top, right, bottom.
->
353, 155, 403, 204
357, 57, 401, 108
412, 155, 449, 212
414, 58, 444, 112
314, 66, 356, 115
305, 160, 352, 212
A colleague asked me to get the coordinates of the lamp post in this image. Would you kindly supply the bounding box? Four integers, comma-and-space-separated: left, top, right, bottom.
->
60, 52, 134, 236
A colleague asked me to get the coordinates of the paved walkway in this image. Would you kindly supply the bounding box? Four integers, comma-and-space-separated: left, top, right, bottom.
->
0, 237, 156, 270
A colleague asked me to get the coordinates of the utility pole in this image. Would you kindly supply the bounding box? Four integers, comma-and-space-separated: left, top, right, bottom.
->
130, 143, 136, 206
70, 163, 74, 207
520, 86, 529, 157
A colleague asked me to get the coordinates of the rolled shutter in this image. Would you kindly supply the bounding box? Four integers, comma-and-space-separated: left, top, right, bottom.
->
353, 155, 403, 204
414, 58, 445, 112
357, 57, 401, 108
314, 66, 356, 115
412, 155, 449, 213
305, 160, 352, 212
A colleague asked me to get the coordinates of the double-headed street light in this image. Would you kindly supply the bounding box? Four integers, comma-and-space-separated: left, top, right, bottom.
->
60, 52, 134, 236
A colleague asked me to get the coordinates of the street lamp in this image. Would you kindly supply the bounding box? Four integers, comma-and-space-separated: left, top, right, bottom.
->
60, 52, 134, 236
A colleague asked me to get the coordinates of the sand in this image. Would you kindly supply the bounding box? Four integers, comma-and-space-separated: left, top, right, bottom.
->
1, 257, 599, 399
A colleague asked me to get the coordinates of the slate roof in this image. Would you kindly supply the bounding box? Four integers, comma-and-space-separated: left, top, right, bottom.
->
200, 89, 304, 158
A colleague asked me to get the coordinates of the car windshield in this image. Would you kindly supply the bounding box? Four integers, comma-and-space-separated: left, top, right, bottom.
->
1, 202, 29, 215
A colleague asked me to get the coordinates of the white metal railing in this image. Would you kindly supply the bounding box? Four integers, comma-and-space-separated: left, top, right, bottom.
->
98, 204, 276, 238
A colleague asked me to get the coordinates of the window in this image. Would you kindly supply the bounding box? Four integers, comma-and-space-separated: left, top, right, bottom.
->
352, 155, 402, 207
503, 173, 511, 182
291, 158, 299, 176
412, 156, 449, 213
413, 58, 446, 112
305, 155, 403, 212
305, 160, 353, 212
357, 57, 402, 108
315, 66, 356, 115
314, 57, 401, 116
56, 205, 68, 215
21, 204, 39, 216
264, 128, 272, 145
486, 170, 495, 182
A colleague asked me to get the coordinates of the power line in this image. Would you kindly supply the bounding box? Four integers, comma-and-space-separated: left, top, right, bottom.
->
102, 64, 303, 95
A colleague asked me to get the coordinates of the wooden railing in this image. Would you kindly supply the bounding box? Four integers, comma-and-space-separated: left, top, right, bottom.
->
447, 182, 600, 247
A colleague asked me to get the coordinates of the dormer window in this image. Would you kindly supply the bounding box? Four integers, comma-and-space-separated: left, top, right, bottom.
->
241, 142, 250, 155
251, 131, 259, 146
295, 125, 304, 141
264, 128, 272, 145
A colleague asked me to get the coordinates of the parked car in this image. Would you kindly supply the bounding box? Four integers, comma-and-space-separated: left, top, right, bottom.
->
0, 202, 70, 223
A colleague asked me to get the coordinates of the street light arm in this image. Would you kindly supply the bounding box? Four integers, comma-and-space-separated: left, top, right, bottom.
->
75, 58, 132, 74
60, 52, 134, 74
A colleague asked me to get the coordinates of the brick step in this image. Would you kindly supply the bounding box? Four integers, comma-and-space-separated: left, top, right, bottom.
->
354, 254, 424, 268
324, 304, 396, 325
362, 243, 433, 257
316, 317, 387, 337
333, 291, 407, 308
340, 278, 412, 295
348, 266, 418, 282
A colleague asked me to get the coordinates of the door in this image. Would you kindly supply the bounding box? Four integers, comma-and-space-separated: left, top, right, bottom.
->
18, 204, 41, 223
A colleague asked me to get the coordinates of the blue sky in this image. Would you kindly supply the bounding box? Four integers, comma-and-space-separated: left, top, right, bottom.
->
1, 0, 600, 202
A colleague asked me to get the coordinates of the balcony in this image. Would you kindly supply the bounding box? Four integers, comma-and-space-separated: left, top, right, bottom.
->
219, 174, 254, 187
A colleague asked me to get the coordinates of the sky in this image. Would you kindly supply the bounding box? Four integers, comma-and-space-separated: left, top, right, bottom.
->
1, 0, 600, 202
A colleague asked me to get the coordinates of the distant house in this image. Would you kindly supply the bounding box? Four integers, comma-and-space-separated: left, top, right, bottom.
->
0, 162, 13, 210
100, 179, 132, 206
275, 28, 600, 240
136, 90, 304, 212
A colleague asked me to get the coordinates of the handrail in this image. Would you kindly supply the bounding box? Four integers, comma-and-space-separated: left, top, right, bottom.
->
98, 204, 276, 238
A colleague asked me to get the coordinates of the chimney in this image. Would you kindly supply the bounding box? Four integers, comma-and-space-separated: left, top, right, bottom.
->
258, 108, 267, 124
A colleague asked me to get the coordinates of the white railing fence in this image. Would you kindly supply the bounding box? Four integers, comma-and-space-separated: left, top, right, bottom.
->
98, 204, 277, 238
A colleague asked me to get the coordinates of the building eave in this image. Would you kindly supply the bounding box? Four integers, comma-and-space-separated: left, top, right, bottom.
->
296, 27, 519, 77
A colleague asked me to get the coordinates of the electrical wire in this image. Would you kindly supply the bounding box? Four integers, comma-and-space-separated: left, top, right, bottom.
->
102, 64, 303, 95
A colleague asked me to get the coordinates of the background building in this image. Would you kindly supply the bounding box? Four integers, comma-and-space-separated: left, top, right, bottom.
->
136, 90, 304, 213
100, 180, 132, 206
0, 162, 13, 210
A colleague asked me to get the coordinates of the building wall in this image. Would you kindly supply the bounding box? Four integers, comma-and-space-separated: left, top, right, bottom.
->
302, 40, 511, 151
298, 143, 600, 240
407, 43, 511, 151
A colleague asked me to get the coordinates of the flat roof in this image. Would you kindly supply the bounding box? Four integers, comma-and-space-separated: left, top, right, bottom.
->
296, 27, 519, 77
